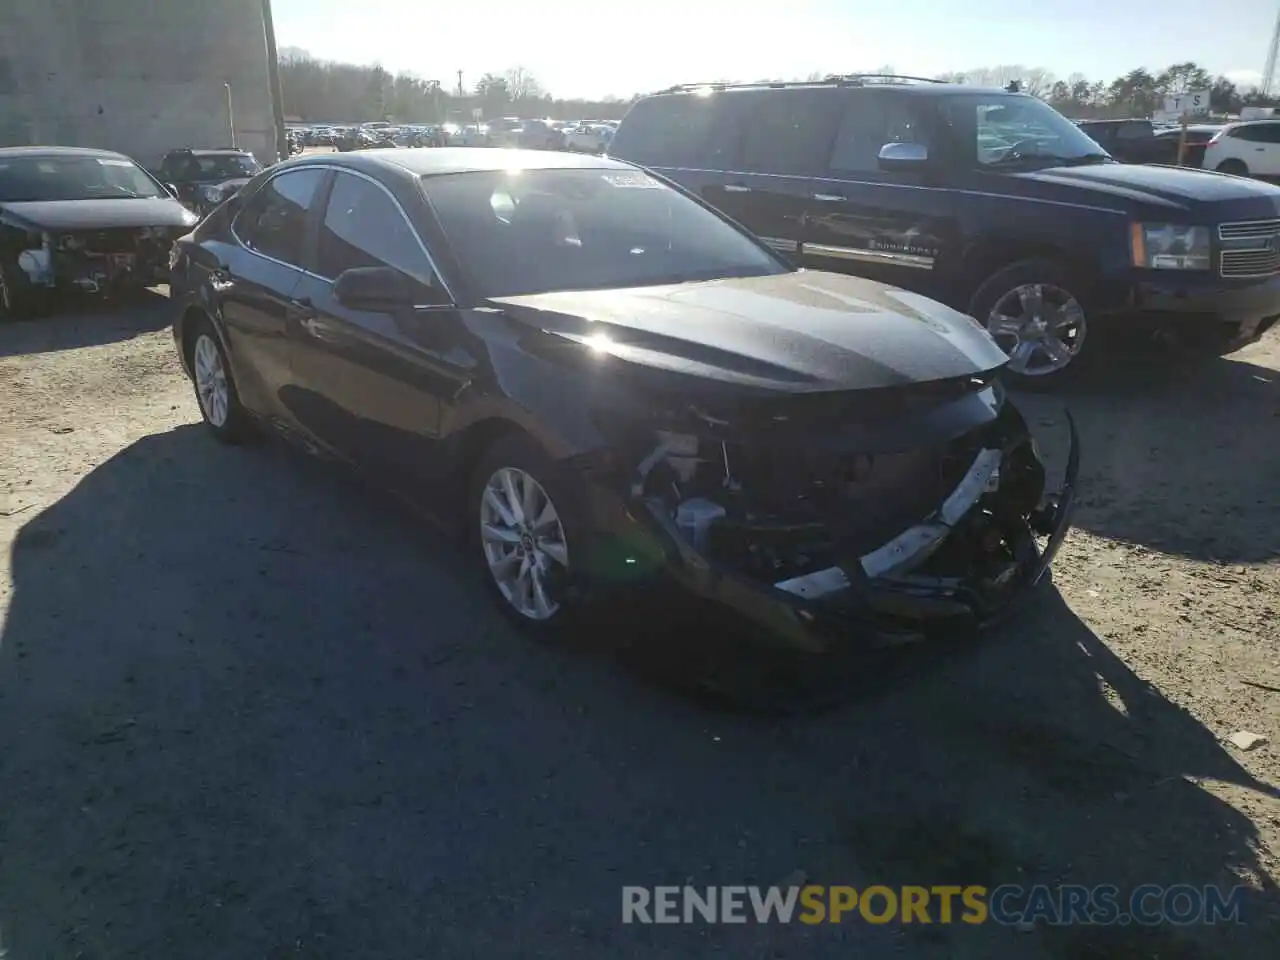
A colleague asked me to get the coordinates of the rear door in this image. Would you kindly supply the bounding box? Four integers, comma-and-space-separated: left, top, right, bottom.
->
1239, 122, 1280, 175
702, 88, 844, 259
216, 167, 327, 413
799, 91, 957, 293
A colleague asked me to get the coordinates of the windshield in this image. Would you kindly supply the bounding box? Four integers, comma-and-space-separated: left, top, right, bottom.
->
0, 155, 166, 202
940, 94, 1111, 167
421, 167, 788, 297
193, 154, 261, 179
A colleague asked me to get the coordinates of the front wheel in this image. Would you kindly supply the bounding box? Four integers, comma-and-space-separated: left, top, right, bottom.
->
469, 434, 590, 640
1216, 159, 1249, 176
187, 319, 255, 443
0, 261, 52, 321
969, 259, 1090, 384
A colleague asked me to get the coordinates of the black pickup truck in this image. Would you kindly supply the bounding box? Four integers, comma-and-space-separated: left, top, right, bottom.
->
608, 77, 1280, 381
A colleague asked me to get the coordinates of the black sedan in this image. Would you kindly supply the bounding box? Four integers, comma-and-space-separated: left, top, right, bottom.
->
169, 148, 1078, 650
0, 146, 198, 318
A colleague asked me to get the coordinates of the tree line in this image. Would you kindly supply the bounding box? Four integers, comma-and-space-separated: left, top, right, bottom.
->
277, 50, 1278, 124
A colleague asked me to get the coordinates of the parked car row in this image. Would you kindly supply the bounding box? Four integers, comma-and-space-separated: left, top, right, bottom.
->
605, 76, 1280, 381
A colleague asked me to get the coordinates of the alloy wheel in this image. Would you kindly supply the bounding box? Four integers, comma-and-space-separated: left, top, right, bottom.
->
479, 466, 570, 621
986, 283, 1086, 377
193, 333, 230, 428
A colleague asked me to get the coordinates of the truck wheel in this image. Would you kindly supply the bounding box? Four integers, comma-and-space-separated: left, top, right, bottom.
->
969, 258, 1090, 384
1216, 159, 1249, 176
0, 261, 51, 321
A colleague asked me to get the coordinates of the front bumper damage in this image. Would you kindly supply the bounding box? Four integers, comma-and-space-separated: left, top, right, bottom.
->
15, 227, 175, 295
585, 386, 1080, 653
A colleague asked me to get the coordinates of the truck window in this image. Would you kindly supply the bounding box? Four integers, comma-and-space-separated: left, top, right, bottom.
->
609, 94, 721, 168
827, 94, 926, 174
737, 89, 842, 176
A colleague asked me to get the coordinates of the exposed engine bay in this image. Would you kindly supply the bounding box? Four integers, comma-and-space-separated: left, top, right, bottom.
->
13, 227, 177, 295
621, 380, 1078, 641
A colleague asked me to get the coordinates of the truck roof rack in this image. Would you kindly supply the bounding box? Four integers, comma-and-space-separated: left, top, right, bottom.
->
655, 74, 948, 94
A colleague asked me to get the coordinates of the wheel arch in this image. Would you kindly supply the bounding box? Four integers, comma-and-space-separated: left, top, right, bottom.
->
959, 236, 1099, 308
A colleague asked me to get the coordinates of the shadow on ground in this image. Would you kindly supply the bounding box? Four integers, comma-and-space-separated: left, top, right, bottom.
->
0, 288, 172, 358
1011, 341, 1280, 563
1, 423, 1276, 959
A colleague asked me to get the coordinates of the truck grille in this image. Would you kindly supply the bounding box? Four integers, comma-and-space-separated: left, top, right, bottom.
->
1221, 248, 1280, 278
1218, 219, 1280, 242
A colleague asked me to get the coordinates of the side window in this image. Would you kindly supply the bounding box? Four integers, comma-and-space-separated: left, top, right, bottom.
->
1117, 122, 1152, 140
1231, 124, 1279, 143
738, 90, 843, 175
316, 172, 434, 283
828, 94, 925, 174
608, 94, 722, 168
234, 168, 325, 266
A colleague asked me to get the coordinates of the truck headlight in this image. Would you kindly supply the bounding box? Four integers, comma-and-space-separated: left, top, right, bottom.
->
199, 185, 223, 204
1130, 222, 1211, 270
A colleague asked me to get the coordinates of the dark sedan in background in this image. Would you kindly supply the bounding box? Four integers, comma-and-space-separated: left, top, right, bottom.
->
169, 148, 1077, 653
0, 146, 197, 319
155, 147, 263, 217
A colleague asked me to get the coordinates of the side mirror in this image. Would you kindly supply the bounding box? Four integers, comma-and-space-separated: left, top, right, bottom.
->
332, 266, 446, 311
165, 183, 181, 198
877, 142, 930, 172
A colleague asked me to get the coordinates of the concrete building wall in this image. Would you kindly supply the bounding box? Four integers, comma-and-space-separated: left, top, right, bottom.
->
0, 0, 276, 169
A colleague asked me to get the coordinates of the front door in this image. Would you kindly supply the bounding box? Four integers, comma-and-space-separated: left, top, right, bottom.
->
287, 170, 471, 493
798, 91, 958, 299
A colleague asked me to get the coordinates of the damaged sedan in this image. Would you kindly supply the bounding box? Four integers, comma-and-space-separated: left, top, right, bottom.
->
170, 148, 1078, 651
0, 146, 198, 319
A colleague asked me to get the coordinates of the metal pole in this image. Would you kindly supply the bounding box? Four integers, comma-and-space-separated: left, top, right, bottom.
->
225, 83, 236, 148
261, 0, 289, 162
1177, 111, 1188, 166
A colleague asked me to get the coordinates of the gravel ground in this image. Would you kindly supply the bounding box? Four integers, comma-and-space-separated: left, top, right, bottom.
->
1, 293, 1278, 959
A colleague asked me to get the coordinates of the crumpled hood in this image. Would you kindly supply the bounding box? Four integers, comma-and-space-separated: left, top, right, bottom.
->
1009, 162, 1280, 216
0, 197, 196, 231
491, 270, 1009, 392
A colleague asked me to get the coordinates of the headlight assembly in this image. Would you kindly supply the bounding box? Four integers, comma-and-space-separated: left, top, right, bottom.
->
199, 185, 223, 203
1130, 222, 1211, 270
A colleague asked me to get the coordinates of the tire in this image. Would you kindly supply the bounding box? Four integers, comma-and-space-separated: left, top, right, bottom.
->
968, 258, 1092, 386
0, 260, 52, 321
468, 432, 594, 641
185, 317, 255, 443
1216, 159, 1249, 176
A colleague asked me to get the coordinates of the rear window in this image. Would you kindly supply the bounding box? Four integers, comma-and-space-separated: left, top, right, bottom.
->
609, 94, 722, 168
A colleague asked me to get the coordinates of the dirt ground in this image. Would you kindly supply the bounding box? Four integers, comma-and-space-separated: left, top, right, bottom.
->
1, 293, 1277, 959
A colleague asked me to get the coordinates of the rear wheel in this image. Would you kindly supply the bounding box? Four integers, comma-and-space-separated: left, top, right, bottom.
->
1216, 158, 1249, 176
970, 258, 1090, 384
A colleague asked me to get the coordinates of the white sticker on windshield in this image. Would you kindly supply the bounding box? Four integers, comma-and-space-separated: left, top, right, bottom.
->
601, 172, 661, 189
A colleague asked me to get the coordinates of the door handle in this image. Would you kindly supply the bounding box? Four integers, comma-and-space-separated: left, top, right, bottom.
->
289, 295, 313, 311
813, 193, 846, 202
722, 183, 751, 193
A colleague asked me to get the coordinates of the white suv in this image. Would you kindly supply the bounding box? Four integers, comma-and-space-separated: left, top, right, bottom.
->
1203, 120, 1280, 177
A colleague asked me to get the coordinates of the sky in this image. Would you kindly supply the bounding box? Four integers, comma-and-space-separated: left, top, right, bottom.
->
271, 0, 1278, 99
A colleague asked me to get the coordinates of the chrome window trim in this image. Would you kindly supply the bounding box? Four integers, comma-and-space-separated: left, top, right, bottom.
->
230, 162, 458, 305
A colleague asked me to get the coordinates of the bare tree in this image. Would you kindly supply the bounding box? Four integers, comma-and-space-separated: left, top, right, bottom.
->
504, 66, 546, 101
